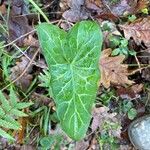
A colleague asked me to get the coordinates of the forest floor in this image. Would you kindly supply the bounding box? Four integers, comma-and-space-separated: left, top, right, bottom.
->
0, 0, 150, 149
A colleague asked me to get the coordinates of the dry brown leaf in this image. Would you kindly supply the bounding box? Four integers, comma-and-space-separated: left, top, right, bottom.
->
85, 0, 119, 21
10, 56, 33, 91
86, 0, 138, 17
75, 140, 89, 150
8, 0, 32, 46
116, 84, 143, 100
142, 68, 150, 81
135, 0, 149, 13
0, 4, 6, 14
102, 0, 137, 16
86, 0, 103, 9
99, 49, 134, 88
59, 0, 69, 12
23, 35, 39, 47
62, 0, 89, 22
120, 17, 150, 48
92, 106, 121, 138
119, 145, 136, 150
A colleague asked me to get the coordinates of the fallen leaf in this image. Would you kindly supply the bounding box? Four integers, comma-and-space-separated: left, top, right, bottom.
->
99, 49, 134, 88
120, 17, 150, 48
102, 0, 137, 16
86, 0, 138, 18
75, 140, 89, 150
88, 137, 99, 150
120, 144, 136, 150
85, 0, 104, 10
116, 84, 143, 100
88, 0, 103, 8
62, 0, 89, 22
60, 21, 72, 31
134, 0, 149, 13
30, 92, 53, 106
59, 0, 69, 12
23, 35, 39, 47
8, 0, 32, 46
10, 56, 33, 91
142, 68, 150, 81
85, 0, 118, 21
0, 4, 6, 14
92, 106, 121, 138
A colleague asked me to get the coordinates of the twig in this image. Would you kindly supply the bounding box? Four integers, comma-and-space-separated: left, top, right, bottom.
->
128, 65, 150, 75
134, 55, 141, 73
1, 49, 40, 91
0, 29, 36, 49
13, 44, 31, 60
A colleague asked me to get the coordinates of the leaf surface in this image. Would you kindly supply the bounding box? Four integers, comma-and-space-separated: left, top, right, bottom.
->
37, 21, 102, 140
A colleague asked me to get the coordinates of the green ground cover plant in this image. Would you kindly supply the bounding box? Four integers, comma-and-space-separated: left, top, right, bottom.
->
37, 21, 103, 140
0, 88, 33, 140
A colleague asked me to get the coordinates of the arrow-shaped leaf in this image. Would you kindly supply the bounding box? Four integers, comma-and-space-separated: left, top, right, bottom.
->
37, 21, 103, 140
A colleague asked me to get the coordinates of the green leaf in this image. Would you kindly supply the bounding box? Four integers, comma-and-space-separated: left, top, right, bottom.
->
10, 109, 28, 117
15, 102, 33, 109
0, 128, 14, 141
128, 108, 137, 120
9, 87, 18, 107
43, 108, 50, 135
112, 48, 120, 56
129, 50, 136, 56
123, 101, 133, 113
128, 15, 137, 22
0, 91, 11, 112
0, 119, 19, 130
40, 136, 53, 149
0, 107, 5, 117
39, 70, 51, 88
0, 89, 33, 140
3, 115, 20, 129
120, 39, 128, 47
37, 21, 103, 140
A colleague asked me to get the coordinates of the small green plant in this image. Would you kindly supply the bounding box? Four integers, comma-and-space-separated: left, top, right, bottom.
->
109, 35, 136, 56
99, 121, 120, 150
97, 89, 116, 106
128, 15, 137, 22
39, 135, 63, 150
101, 21, 114, 32
38, 69, 53, 97
37, 21, 103, 140
122, 101, 137, 120
141, 8, 149, 15
0, 88, 33, 140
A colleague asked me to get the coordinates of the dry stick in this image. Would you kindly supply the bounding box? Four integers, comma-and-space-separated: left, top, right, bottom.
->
1, 49, 40, 91
128, 65, 150, 75
13, 44, 31, 59
134, 55, 141, 73
0, 29, 36, 49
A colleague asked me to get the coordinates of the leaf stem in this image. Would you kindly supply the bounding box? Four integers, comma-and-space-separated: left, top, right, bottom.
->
27, 0, 50, 23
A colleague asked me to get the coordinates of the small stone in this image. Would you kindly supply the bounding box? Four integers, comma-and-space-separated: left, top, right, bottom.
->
128, 115, 150, 150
